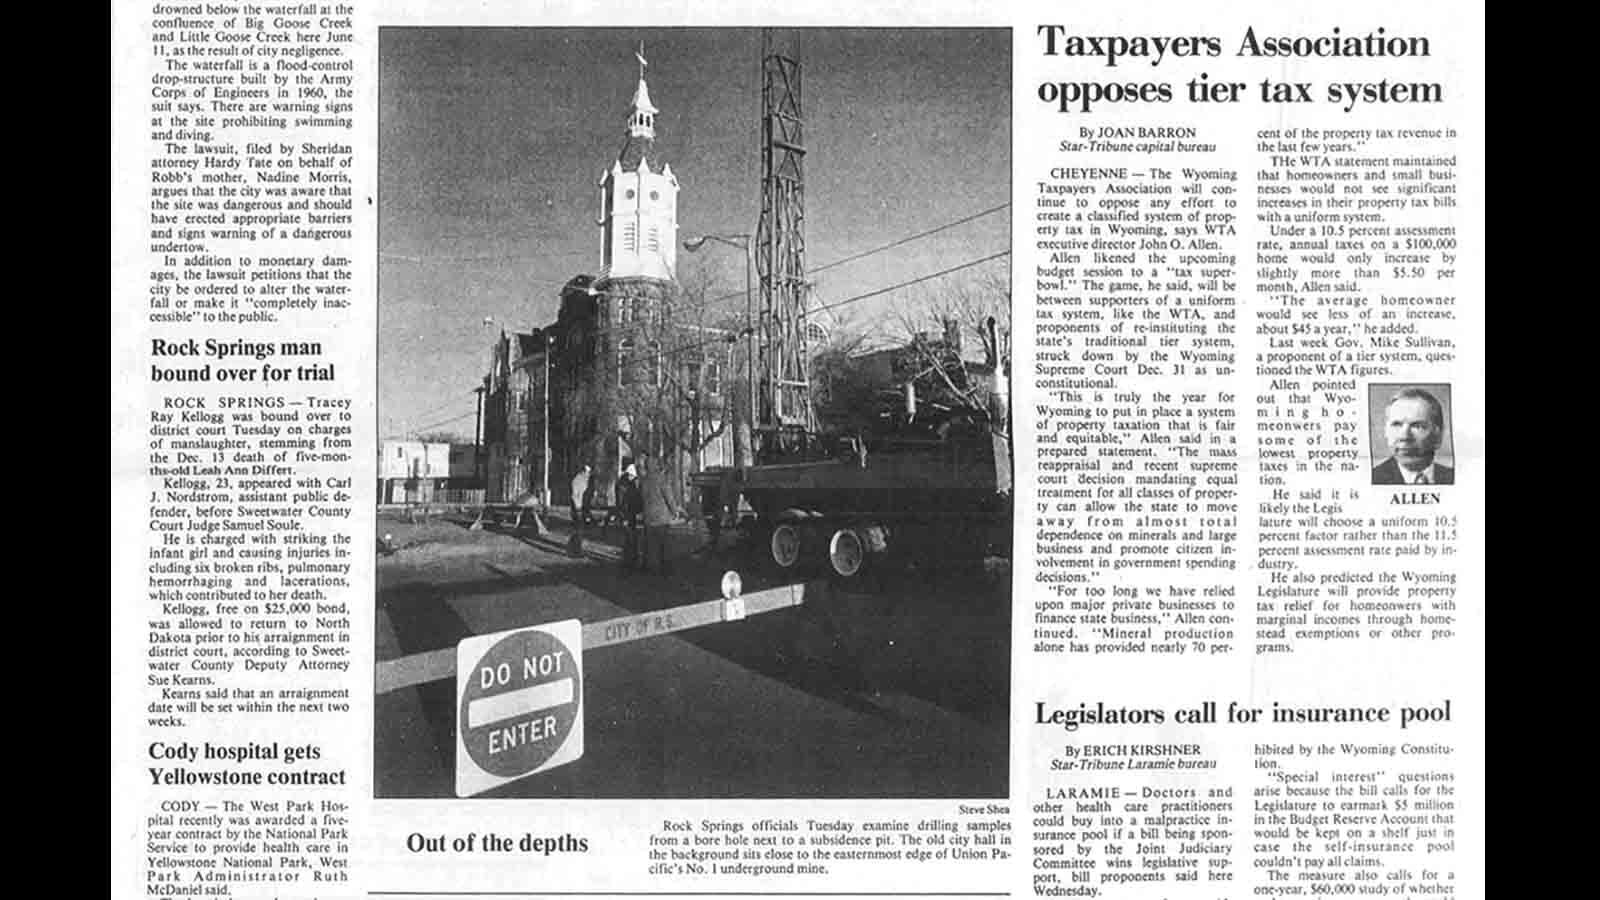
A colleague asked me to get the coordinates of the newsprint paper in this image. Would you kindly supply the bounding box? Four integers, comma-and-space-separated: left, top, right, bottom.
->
110, 1, 1486, 899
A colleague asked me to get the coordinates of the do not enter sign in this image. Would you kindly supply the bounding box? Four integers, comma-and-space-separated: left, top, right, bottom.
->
455, 620, 583, 797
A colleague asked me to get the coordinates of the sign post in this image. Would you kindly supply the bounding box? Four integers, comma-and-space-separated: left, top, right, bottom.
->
455, 620, 584, 797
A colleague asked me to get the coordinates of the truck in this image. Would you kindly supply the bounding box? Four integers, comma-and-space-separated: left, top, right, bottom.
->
691, 318, 1012, 581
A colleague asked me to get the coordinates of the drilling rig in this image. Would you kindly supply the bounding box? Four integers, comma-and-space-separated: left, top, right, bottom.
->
690, 34, 1012, 581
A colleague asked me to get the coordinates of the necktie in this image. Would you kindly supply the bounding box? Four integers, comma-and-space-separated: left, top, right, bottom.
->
1412, 472, 1428, 485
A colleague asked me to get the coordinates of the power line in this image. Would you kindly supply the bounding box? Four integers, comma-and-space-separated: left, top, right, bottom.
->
394, 250, 1005, 440
380, 253, 585, 294
811, 204, 1009, 276
388, 212, 1011, 423
408, 408, 478, 436
381, 202, 1010, 321
389, 384, 486, 438
394, 392, 478, 431
810, 251, 1009, 318
380, 248, 590, 266
628, 250, 1010, 365
678, 203, 1010, 316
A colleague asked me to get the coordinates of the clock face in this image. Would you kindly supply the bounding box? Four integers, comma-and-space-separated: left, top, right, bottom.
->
650, 191, 659, 201
625, 188, 635, 200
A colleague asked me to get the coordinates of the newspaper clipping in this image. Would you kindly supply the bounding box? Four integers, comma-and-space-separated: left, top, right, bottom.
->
110, 2, 1485, 898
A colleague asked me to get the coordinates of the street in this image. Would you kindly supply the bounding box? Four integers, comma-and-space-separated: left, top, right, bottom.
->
373, 512, 1010, 798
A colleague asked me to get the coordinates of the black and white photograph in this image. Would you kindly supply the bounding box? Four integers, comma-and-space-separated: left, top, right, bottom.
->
112, 5, 1489, 894
1368, 382, 1455, 486
373, 27, 1013, 798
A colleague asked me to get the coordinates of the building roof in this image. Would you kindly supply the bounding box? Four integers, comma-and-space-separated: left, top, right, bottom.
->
615, 132, 665, 174
513, 332, 543, 360
614, 69, 666, 174
631, 77, 657, 116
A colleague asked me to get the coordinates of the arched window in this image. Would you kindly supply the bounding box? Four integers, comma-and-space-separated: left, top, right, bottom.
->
618, 338, 636, 386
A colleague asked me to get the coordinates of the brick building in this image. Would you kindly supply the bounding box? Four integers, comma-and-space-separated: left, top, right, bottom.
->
481, 52, 734, 507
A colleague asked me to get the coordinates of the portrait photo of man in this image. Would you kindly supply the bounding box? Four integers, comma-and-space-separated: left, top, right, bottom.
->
1369, 384, 1455, 486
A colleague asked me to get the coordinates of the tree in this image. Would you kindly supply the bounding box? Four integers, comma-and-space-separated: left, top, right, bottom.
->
810, 325, 882, 434
623, 266, 742, 463
563, 261, 749, 505
888, 268, 1012, 422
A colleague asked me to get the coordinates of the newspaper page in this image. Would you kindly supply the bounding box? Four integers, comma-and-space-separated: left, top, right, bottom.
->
111, 2, 1485, 899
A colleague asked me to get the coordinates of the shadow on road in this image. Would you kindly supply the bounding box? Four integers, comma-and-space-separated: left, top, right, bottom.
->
374, 514, 1010, 798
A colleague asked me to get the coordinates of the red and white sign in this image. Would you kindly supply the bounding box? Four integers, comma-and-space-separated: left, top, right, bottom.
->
455, 620, 584, 797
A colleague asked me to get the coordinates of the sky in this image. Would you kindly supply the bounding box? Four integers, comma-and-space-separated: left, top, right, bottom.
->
379, 27, 1011, 441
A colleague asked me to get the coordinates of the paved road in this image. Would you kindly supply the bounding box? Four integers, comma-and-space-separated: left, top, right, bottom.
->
374, 517, 1009, 798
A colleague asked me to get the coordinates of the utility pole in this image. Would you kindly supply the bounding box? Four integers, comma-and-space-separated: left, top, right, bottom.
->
541, 331, 553, 508
473, 378, 487, 487
690, 388, 701, 473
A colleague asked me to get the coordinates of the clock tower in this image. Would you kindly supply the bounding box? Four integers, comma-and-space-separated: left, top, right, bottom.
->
596, 46, 678, 291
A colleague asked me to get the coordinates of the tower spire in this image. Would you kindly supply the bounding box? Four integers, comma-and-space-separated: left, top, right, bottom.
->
627, 41, 657, 140
596, 40, 678, 285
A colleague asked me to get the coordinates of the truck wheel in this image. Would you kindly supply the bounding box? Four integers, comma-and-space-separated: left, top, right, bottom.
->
770, 523, 803, 570
827, 528, 866, 579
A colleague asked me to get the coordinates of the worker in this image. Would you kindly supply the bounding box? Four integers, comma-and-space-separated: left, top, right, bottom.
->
569, 464, 592, 527
615, 459, 642, 569
567, 463, 591, 556
699, 482, 722, 553
581, 476, 598, 528
639, 457, 678, 574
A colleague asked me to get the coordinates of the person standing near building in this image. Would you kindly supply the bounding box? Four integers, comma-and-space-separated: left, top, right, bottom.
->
699, 482, 723, 553
616, 459, 643, 569
639, 456, 679, 574
570, 464, 592, 527
567, 463, 592, 557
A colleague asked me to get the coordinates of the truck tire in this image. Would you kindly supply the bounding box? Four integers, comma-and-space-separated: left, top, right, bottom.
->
827, 528, 866, 579
770, 522, 803, 571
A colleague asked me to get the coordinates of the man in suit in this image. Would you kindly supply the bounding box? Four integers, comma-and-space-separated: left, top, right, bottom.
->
638, 457, 679, 575
1372, 387, 1455, 485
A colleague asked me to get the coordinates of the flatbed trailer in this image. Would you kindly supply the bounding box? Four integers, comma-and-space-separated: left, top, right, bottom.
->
692, 419, 1011, 580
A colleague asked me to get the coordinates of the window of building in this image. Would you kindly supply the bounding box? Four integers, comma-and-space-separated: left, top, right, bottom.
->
706, 360, 722, 395
648, 340, 664, 388
806, 319, 828, 347
618, 338, 636, 386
